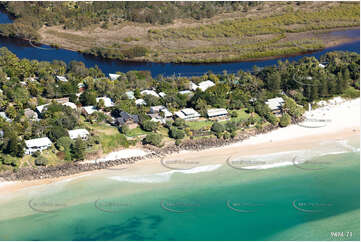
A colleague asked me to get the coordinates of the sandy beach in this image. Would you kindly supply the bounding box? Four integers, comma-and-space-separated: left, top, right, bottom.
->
0, 97, 359, 194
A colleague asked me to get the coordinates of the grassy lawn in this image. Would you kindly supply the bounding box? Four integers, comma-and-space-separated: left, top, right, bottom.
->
99, 133, 133, 153
186, 120, 213, 130
230, 108, 263, 123
126, 127, 150, 137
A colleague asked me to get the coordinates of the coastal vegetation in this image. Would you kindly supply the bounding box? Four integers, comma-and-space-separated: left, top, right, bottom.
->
0, 47, 359, 173
0, 2, 359, 63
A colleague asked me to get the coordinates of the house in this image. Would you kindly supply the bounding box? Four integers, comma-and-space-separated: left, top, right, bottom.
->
0, 112, 11, 122
161, 108, 173, 118
96, 97, 115, 108
109, 73, 120, 81
114, 111, 139, 129
135, 99, 146, 106
36, 103, 50, 115
319, 63, 326, 68
125, 91, 135, 100
78, 83, 85, 92
178, 90, 193, 96
141, 90, 160, 98
207, 108, 229, 120
265, 97, 284, 116
159, 92, 166, 98
54, 97, 69, 104
150, 105, 166, 114
24, 108, 39, 121
148, 113, 165, 124
175, 108, 200, 121
190, 80, 215, 92
24, 137, 52, 155
81, 106, 97, 115
148, 106, 172, 123
68, 129, 90, 140
56, 76, 68, 82
25, 77, 37, 82
63, 102, 77, 110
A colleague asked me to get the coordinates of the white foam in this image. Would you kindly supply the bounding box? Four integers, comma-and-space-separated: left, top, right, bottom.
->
109, 164, 222, 184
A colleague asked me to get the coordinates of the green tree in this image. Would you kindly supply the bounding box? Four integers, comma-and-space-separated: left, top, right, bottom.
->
143, 133, 163, 147
71, 138, 86, 161
279, 113, 291, 127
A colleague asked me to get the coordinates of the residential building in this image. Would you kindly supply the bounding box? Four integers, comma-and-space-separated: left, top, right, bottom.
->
114, 111, 139, 129
68, 129, 90, 140
63, 102, 77, 110
0, 112, 11, 122
141, 90, 160, 98
109, 73, 120, 81
36, 103, 50, 114
175, 108, 200, 121
24, 108, 39, 121
135, 99, 146, 106
265, 97, 284, 116
159, 92, 166, 98
207, 108, 229, 120
190, 80, 215, 92
161, 108, 173, 118
54, 97, 69, 104
24, 137, 52, 155
125, 91, 135, 100
150, 105, 165, 114
96, 97, 115, 108
178, 90, 193, 96
56, 76, 68, 82
81, 106, 97, 115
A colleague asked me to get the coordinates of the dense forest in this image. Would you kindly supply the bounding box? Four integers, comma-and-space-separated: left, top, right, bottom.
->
0, 47, 359, 172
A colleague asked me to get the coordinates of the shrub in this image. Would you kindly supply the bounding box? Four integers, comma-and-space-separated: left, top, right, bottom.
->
143, 134, 163, 147
279, 113, 291, 127
211, 122, 224, 133
34, 156, 49, 166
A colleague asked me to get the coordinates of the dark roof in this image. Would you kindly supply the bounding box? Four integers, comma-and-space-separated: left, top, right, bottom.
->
115, 111, 139, 125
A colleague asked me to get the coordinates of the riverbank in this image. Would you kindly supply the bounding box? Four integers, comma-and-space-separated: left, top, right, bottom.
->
0, 97, 359, 194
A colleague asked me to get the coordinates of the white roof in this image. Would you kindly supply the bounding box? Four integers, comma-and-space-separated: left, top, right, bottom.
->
159, 92, 166, 98
68, 129, 90, 139
25, 137, 52, 148
174, 111, 186, 119
198, 80, 215, 91
126, 91, 135, 100
190, 80, 215, 91
96, 97, 115, 107
179, 90, 193, 95
63, 102, 77, 110
56, 76, 68, 82
135, 99, 146, 105
319, 63, 326, 68
265, 97, 285, 111
175, 108, 200, 119
36, 103, 50, 113
182, 108, 199, 116
0, 112, 11, 122
207, 108, 228, 117
141, 90, 159, 98
82, 106, 97, 115
161, 108, 173, 117
109, 73, 120, 81
150, 105, 165, 112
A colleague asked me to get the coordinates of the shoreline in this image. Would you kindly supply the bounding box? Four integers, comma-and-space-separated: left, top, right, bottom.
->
1, 27, 358, 65
0, 97, 359, 194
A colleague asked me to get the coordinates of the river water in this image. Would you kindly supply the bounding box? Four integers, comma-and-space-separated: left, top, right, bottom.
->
0, 11, 359, 77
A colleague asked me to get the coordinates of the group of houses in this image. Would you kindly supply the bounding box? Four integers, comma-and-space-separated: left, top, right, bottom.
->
24, 129, 90, 155
5, 73, 287, 156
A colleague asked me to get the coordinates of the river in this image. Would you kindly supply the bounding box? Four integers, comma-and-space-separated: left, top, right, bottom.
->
0, 12, 359, 77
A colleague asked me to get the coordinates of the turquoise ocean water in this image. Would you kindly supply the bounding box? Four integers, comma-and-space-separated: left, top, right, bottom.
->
0, 136, 359, 241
